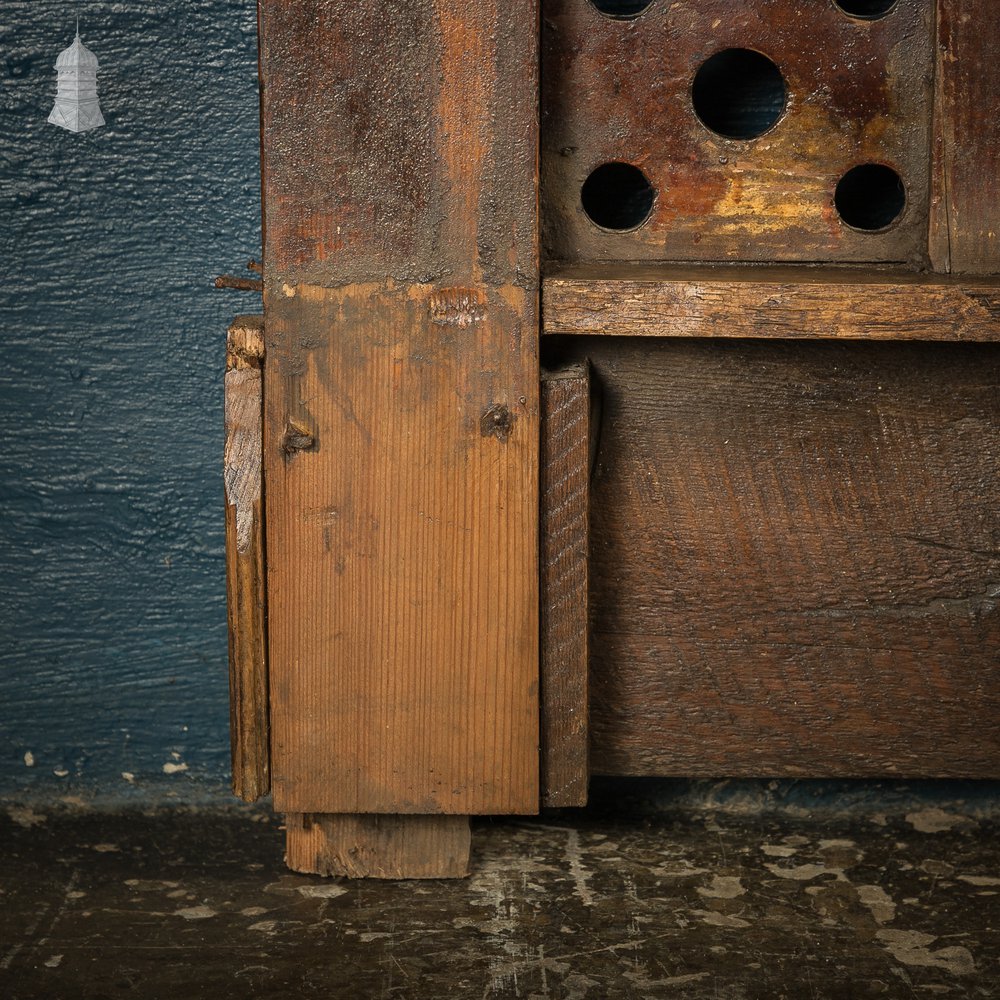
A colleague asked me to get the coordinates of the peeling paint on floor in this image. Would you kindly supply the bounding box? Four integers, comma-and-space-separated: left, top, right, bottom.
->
0, 801, 998, 999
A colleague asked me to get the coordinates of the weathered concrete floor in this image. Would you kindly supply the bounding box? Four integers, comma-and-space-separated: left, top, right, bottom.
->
1, 794, 998, 999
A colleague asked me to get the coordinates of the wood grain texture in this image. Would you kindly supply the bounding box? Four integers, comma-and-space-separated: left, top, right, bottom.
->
540, 366, 591, 808
929, 1, 1000, 274
285, 813, 471, 879
225, 315, 269, 802
543, 266, 1000, 341
543, 336, 1000, 778
542, 0, 934, 265
259, 0, 540, 815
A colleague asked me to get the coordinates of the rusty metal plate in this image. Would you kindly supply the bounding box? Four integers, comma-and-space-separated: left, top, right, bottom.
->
542, 0, 934, 265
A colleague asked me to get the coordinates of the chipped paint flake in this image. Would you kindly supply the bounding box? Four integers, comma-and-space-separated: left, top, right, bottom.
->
174, 905, 217, 920
857, 884, 897, 925
765, 863, 841, 882
162, 762, 188, 775
877, 930, 976, 975
692, 909, 751, 929
761, 844, 798, 857
7, 807, 46, 829
296, 884, 348, 899
697, 875, 745, 899
957, 875, 1000, 887
906, 809, 965, 833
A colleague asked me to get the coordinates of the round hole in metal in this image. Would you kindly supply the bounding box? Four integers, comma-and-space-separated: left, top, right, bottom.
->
589, 0, 654, 19
834, 0, 898, 19
834, 163, 907, 231
581, 162, 656, 231
692, 48, 787, 140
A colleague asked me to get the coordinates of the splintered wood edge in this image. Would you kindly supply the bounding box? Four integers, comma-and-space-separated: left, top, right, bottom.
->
285, 814, 472, 880
542, 270, 1000, 341
225, 313, 269, 802
227, 315, 265, 370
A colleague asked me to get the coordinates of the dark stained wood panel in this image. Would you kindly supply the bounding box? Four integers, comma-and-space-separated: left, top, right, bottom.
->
540, 366, 591, 807
543, 336, 1000, 778
543, 266, 1000, 341
929, 0, 1000, 274
542, 0, 934, 265
259, 0, 540, 815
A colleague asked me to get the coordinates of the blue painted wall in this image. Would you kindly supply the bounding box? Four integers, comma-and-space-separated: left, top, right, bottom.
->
1, 1, 262, 803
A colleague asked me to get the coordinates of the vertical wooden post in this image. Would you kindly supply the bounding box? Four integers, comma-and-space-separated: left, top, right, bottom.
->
930, 0, 1000, 274
540, 365, 592, 808
257, 0, 540, 873
225, 315, 269, 802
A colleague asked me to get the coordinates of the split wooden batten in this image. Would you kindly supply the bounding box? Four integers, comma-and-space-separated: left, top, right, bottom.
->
225, 0, 1000, 877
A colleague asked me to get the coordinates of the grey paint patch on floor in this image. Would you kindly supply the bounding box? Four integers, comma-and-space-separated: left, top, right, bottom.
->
0, 800, 997, 999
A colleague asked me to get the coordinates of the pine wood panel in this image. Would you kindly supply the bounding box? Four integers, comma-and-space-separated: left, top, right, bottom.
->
929, 0, 1000, 274
259, 0, 540, 815
540, 366, 591, 807
543, 336, 1000, 778
543, 266, 1000, 341
225, 315, 269, 803
542, 0, 934, 265
285, 813, 471, 879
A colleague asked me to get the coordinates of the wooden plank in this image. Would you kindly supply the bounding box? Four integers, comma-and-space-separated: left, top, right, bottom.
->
542, 0, 934, 265
285, 813, 471, 879
540, 366, 591, 808
259, 0, 540, 815
930, 1, 1000, 274
542, 266, 1000, 341
543, 336, 1000, 778
225, 315, 269, 802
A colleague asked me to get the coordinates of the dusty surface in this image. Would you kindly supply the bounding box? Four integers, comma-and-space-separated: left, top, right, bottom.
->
1, 794, 998, 999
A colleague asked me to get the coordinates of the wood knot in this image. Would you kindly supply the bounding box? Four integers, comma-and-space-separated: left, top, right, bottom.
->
480, 403, 515, 443
429, 287, 487, 327
282, 420, 316, 455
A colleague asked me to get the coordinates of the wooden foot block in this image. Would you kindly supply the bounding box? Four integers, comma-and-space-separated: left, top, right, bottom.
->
284, 814, 471, 880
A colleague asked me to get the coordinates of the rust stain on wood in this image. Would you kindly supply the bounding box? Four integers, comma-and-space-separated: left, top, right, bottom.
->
542, 0, 934, 265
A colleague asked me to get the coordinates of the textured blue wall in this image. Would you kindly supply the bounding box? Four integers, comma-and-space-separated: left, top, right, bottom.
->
1, 1, 262, 803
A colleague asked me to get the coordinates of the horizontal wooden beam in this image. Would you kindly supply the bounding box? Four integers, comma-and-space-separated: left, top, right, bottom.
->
543, 266, 1000, 341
